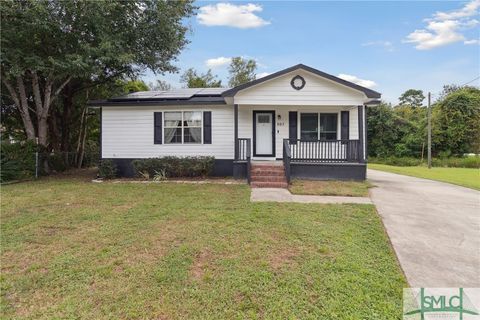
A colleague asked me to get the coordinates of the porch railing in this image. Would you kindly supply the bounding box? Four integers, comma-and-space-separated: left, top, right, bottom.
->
236, 138, 251, 183
283, 139, 291, 183
283, 139, 361, 163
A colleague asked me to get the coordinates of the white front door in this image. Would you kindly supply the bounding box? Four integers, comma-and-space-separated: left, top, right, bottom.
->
255, 112, 274, 156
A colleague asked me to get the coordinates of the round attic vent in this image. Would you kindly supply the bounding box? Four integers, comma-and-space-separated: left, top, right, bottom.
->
291, 75, 306, 90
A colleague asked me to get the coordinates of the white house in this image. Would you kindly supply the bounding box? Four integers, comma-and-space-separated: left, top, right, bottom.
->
89, 64, 381, 186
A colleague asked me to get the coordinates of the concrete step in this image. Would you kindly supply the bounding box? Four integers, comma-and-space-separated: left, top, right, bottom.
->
251, 181, 288, 188
251, 175, 287, 182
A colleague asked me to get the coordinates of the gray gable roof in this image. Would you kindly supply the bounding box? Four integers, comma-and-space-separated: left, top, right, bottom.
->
222, 64, 381, 99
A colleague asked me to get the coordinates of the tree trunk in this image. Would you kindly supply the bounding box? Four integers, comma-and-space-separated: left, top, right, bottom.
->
61, 82, 74, 153
48, 109, 62, 151
2, 75, 36, 140
37, 116, 49, 147
75, 106, 87, 166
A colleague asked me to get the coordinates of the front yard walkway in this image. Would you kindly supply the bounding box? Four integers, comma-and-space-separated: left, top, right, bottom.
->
251, 188, 372, 204
368, 169, 480, 288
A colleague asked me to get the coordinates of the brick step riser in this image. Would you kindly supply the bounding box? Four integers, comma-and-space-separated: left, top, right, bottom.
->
251, 176, 287, 182
251, 166, 284, 170
251, 172, 285, 177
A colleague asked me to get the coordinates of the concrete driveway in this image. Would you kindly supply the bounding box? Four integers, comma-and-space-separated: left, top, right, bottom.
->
368, 169, 480, 288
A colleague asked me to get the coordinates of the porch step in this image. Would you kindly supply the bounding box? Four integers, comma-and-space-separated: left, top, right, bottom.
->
251, 175, 287, 182
250, 163, 288, 188
251, 169, 285, 176
251, 181, 288, 188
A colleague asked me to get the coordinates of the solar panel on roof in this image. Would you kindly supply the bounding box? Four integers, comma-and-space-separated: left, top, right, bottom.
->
108, 87, 227, 101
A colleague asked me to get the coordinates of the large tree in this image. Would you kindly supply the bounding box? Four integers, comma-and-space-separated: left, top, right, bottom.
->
433, 87, 480, 155
150, 79, 173, 91
1, 0, 195, 147
180, 68, 222, 88
398, 89, 425, 108
228, 57, 257, 87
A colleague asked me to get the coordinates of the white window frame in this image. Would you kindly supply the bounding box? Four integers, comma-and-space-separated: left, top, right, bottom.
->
299, 112, 340, 141
163, 111, 203, 145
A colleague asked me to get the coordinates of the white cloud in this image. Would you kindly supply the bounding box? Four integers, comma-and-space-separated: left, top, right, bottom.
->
198, 3, 270, 29
404, 0, 479, 50
337, 74, 377, 88
205, 57, 232, 68
361, 40, 394, 52
405, 20, 466, 50
464, 39, 480, 45
256, 72, 271, 79
433, 0, 480, 20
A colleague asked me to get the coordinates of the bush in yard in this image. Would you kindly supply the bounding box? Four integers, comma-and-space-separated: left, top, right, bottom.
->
0, 141, 37, 182
98, 159, 117, 179
132, 156, 215, 178
46, 153, 68, 172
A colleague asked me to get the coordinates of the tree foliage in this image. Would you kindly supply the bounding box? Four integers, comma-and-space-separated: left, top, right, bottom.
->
123, 80, 150, 93
150, 80, 172, 91
399, 89, 425, 108
180, 68, 222, 88
368, 87, 480, 158
1, 0, 195, 147
433, 87, 480, 155
228, 57, 257, 87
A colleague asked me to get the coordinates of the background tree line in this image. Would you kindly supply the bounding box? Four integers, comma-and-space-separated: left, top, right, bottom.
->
367, 85, 480, 159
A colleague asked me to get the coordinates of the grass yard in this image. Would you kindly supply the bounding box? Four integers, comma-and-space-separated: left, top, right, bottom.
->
1, 177, 406, 319
289, 180, 372, 197
368, 163, 480, 190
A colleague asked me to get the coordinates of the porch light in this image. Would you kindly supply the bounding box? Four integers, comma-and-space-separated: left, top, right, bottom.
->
277, 114, 281, 120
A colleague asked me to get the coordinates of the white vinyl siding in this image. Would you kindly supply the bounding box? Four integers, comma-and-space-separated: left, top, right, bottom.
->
102, 106, 234, 159
234, 69, 368, 106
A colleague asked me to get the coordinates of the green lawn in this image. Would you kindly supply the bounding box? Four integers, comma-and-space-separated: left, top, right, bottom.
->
369, 163, 480, 190
289, 180, 372, 197
1, 177, 406, 319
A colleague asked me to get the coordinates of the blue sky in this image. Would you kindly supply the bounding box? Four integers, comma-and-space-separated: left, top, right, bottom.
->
141, 1, 480, 104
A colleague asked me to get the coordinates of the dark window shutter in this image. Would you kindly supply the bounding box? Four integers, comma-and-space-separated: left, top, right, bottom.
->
154, 112, 162, 144
289, 111, 298, 143
341, 111, 349, 140
203, 111, 212, 144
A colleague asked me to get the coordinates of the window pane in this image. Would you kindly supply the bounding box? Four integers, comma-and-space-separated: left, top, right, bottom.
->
164, 127, 182, 144
184, 128, 202, 143
258, 115, 271, 123
184, 111, 202, 127
164, 112, 182, 127
320, 114, 338, 140
300, 113, 318, 141
320, 132, 337, 140
320, 114, 337, 132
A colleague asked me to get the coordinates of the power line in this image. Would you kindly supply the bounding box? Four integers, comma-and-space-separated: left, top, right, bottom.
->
460, 76, 480, 87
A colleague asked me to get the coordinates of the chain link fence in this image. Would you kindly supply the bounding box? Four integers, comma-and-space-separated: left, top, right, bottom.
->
1, 141, 99, 182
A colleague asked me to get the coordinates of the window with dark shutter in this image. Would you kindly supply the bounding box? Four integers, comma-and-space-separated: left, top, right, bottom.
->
154, 112, 162, 144
289, 111, 297, 143
341, 111, 349, 140
203, 111, 212, 144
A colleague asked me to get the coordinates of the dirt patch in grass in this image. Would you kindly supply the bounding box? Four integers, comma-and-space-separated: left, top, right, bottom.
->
289, 180, 373, 197
190, 248, 212, 280
269, 247, 300, 271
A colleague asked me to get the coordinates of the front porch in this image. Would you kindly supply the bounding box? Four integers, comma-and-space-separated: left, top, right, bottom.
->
232, 104, 367, 184
233, 138, 366, 183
